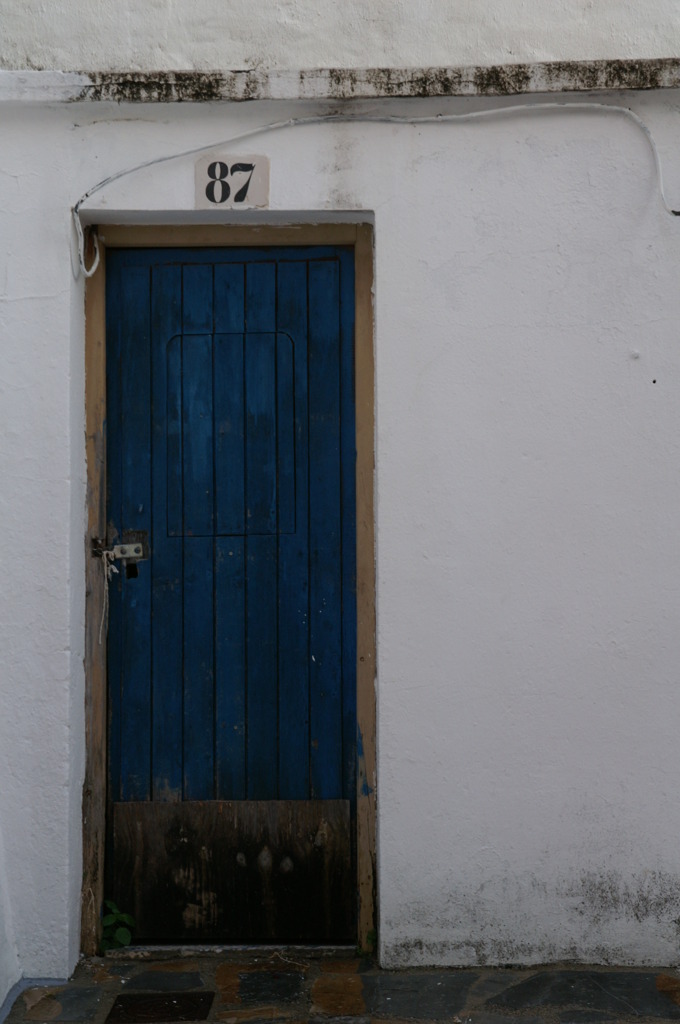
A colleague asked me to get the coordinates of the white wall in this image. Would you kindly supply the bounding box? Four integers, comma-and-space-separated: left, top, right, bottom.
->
0, 821, 20, 1012
2, 0, 680, 72
0, 105, 84, 997
3, 89, 680, 972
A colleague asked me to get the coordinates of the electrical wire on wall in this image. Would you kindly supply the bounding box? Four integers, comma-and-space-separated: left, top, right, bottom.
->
72, 101, 680, 278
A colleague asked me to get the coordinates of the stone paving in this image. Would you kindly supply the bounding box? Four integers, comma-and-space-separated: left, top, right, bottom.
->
6, 952, 680, 1024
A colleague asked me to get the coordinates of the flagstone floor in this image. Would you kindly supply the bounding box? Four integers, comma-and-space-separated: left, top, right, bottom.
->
6, 950, 680, 1024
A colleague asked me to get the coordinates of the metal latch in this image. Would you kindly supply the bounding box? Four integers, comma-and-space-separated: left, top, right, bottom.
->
109, 543, 143, 560
92, 531, 148, 564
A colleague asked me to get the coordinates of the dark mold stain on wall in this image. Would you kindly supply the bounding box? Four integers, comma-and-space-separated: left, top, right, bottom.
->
77, 58, 680, 103
382, 868, 680, 967
81, 70, 262, 103
568, 870, 680, 925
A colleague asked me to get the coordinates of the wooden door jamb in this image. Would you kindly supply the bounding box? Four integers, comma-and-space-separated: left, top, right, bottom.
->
82, 223, 376, 953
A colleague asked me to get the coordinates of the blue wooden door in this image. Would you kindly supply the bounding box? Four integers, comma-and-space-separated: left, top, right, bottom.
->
105, 247, 356, 942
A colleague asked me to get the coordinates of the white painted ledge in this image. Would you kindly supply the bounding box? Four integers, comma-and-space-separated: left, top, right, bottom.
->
2, 59, 680, 103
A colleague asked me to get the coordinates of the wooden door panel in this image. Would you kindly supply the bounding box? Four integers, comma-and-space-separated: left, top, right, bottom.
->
106, 248, 356, 942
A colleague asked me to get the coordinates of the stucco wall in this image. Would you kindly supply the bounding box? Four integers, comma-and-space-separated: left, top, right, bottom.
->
0, 105, 84, 997
3, 89, 680, 973
2, 0, 680, 72
0, 821, 20, 1013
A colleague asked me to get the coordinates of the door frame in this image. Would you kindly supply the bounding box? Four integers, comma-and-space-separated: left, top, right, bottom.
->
81, 223, 376, 953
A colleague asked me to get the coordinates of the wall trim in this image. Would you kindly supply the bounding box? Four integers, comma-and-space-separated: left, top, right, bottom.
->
4, 59, 680, 104
0, 979, 68, 1024
82, 222, 377, 954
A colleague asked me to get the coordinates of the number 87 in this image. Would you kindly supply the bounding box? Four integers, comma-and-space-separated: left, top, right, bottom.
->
206, 162, 256, 204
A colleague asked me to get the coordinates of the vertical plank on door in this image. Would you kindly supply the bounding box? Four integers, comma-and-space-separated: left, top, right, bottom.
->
214, 262, 247, 799
106, 258, 123, 802
308, 259, 343, 799
182, 265, 215, 798
277, 261, 310, 798
244, 262, 278, 798
119, 265, 153, 801
339, 251, 358, 801
276, 335, 296, 536
214, 266, 246, 536
166, 332, 183, 540
151, 264, 183, 800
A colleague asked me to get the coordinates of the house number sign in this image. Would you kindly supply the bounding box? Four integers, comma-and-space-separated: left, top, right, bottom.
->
195, 154, 269, 210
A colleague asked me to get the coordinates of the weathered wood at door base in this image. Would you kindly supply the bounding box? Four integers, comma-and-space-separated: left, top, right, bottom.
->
104, 943, 356, 959
113, 800, 353, 943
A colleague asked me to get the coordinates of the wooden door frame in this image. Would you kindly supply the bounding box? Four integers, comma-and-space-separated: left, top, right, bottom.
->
82, 223, 376, 954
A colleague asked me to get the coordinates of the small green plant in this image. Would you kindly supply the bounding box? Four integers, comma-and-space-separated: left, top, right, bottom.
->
101, 900, 135, 951
357, 927, 377, 957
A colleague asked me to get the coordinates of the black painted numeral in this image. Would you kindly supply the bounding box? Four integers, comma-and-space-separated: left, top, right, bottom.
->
206, 161, 230, 204
205, 162, 256, 204
229, 163, 255, 203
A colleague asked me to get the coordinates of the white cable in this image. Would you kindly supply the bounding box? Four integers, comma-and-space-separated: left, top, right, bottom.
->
99, 550, 119, 645
73, 100, 680, 277
74, 212, 101, 278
